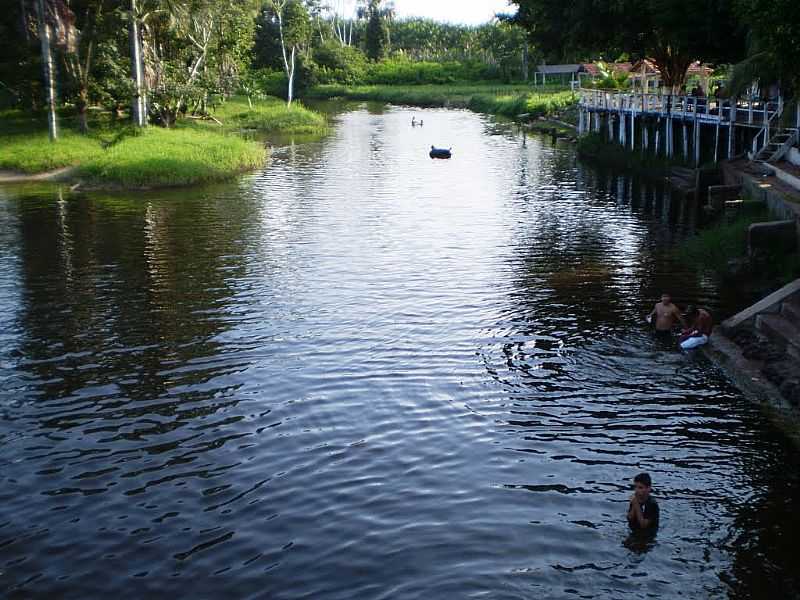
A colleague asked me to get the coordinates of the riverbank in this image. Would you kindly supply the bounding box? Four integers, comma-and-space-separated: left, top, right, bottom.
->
0, 97, 325, 189
307, 83, 577, 129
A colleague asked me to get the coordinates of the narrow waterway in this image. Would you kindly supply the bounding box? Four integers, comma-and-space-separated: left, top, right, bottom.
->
0, 103, 797, 599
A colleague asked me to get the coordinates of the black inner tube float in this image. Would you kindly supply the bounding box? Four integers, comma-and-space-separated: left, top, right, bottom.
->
430, 146, 452, 159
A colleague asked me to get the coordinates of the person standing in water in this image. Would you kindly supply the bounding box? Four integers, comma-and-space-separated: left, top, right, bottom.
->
627, 472, 660, 531
647, 293, 686, 341
679, 305, 713, 350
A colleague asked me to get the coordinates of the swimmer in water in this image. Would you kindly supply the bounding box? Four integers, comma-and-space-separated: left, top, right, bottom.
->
627, 472, 660, 531
647, 293, 686, 342
679, 305, 713, 350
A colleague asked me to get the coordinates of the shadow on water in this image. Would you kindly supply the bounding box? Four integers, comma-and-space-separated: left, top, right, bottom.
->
0, 103, 798, 599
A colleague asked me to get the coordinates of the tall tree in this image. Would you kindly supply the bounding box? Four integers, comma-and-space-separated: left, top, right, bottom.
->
511, 0, 745, 91
730, 0, 800, 97
129, 0, 146, 127
34, 0, 59, 140
363, 0, 388, 60
266, 0, 310, 106
60, 0, 111, 133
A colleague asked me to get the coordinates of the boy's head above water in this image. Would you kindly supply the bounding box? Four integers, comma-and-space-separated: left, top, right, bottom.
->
633, 472, 653, 501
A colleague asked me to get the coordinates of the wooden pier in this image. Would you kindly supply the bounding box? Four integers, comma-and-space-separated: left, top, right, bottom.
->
577, 89, 799, 165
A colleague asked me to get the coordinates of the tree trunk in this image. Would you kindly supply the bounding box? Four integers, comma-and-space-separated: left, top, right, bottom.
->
651, 49, 692, 94
130, 0, 147, 127
77, 86, 89, 133
287, 46, 295, 107
522, 42, 529, 82
35, 0, 58, 141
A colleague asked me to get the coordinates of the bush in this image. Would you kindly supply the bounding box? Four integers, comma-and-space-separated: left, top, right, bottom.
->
206, 96, 327, 135
241, 69, 287, 100
312, 42, 368, 85
364, 57, 496, 85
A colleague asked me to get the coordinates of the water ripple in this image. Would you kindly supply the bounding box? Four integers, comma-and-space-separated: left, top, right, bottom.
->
0, 105, 798, 599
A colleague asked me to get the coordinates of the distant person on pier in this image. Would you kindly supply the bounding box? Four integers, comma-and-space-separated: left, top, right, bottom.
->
628, 472, 660, 531
647, 293, 686, 341
412, 116, 417, 127
679, 305, 713, 350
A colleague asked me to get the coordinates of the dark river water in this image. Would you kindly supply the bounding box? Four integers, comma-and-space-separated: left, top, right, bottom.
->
1, 103, 798, 599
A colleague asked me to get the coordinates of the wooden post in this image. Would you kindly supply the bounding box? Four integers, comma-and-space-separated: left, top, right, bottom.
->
666, 118, 671, 158
682, 123, 689, 161
714, 121, 720, 163
643, 123, 649, 154
654, 120, 661, 156
631, 113, 636, 151
695, 122, 701, 166
727, 123, 734, 160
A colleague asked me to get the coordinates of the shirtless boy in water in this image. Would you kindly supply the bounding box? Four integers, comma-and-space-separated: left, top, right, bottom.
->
647, 293, 686, 340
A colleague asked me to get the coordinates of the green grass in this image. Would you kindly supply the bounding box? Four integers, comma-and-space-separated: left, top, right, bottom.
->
677, 208, 765, 271
676, 206, 800, 285
203, 96, 328, 135
308, 83, 577, 122
467, 90, 577, 119
0, 95, 331, 187
0, 130, 104, 173
77, 127, 266, 188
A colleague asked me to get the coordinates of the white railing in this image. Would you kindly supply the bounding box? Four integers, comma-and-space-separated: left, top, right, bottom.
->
578, 88, 781, 126
751, 98, 785, 158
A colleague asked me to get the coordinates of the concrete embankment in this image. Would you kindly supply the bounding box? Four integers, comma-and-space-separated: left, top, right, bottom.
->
704, 279, 800, 444
702, 158, 800, 443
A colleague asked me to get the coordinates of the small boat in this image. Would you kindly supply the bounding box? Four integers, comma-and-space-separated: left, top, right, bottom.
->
429, 146, 452, 159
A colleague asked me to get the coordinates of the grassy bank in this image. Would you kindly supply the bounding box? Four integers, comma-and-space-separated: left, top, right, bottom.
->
205, 96, 327, 135
0, 96, 324, 188
0, 131, 104, 173
76, 128, 266, 188
677, 205, 800, 285
308, 83, 577, 123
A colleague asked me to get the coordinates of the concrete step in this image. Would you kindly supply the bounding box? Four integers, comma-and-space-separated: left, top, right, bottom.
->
782, 298, 800, 322
756, 313, 800, 360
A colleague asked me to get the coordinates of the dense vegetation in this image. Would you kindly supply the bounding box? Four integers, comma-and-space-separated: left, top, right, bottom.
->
677, 205, 800, 286
509, 0, 798, 97
3, 0, 794, 188
0, 104, 267, 187
0, 0, 547, 186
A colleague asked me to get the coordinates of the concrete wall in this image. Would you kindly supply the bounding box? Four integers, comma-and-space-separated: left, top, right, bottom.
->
721, 163, 800, 222
790, 147, 800, 167
773, 164, 800, 192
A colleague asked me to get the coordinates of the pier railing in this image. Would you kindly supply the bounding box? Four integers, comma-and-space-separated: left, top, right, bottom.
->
578, 88, 782, 127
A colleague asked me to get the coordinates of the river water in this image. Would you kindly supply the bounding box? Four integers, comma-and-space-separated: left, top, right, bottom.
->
0, 103, 798, 599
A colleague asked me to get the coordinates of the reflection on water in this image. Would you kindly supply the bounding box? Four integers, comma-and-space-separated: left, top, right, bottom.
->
0, 105, 798, 599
